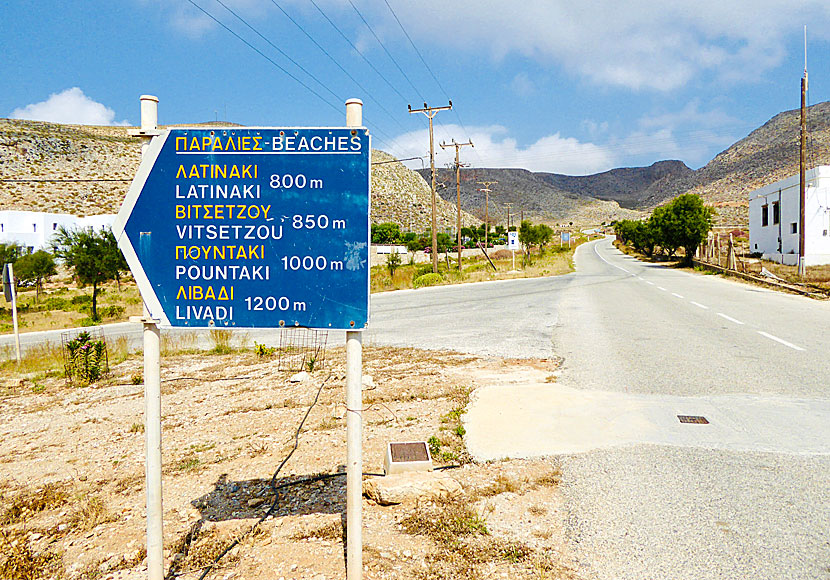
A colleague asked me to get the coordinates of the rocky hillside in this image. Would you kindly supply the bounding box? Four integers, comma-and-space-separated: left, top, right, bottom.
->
642, 101, 830, 226
420, 166, 643, 226
538, 160, 693, 209
0, 119, 477, 232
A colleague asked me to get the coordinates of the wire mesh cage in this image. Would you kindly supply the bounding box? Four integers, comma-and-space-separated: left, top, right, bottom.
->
61, 327, 110, 385
277, 328, 328, 373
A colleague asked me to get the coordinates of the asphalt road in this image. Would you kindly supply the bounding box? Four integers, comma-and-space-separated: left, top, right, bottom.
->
3, 238, 829, 579
369, 237, 830, 580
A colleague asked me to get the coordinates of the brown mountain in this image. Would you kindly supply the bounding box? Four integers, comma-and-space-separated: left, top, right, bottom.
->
642, 100, 830, 226
536, 160, 693, 209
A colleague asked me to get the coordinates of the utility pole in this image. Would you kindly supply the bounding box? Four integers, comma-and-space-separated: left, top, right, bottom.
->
409, 101, 452, 273
477, 181, 497, 248
798, 27, 808, 278
504, 203, 513, 232
441, 139, 473, 270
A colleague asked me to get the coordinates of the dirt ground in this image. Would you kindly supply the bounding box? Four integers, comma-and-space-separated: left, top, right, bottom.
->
0, 344, 583, 580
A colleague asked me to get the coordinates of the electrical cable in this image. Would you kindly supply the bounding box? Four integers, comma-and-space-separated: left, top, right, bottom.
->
0, 178, 132, 182
307, 0, 410, 103
211, 0, 346, 105
379, 0, 481, 164
345, 0, 422, 102
184, 0, 343, 117
266, 0, 408, 133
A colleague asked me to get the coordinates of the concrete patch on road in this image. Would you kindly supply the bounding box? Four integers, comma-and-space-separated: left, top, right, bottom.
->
464, 382, 830, 460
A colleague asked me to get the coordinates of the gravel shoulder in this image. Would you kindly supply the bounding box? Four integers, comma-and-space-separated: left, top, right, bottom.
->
0, 345, 583, 580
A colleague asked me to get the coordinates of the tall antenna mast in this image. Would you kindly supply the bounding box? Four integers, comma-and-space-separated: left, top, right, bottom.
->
798, 25, 808, 277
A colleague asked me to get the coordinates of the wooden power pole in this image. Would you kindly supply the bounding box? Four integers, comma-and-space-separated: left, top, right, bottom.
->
441, 139, 473, 270
477, 181, 497, 248
409, 101, 452, 273
798, 43, 808, 277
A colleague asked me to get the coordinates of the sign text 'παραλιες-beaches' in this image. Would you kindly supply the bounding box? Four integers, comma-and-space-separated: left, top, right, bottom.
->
115, 128, 371, 329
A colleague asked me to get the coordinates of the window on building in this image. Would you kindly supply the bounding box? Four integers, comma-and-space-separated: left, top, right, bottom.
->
761, 205, 769, 226
791, 222, 798, 234
772, 201, 780, 225
33, 223, 37, 232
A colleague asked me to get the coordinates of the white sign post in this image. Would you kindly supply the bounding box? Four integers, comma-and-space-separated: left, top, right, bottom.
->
2, 263, 22, 365
507, 231, 519, 270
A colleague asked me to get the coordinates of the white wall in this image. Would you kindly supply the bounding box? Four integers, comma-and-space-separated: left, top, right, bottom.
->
0, 210, 115, 253
748, 166, 830, 266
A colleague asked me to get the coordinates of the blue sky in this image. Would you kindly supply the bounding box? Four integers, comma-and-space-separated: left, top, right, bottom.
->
2, 0, 830, 175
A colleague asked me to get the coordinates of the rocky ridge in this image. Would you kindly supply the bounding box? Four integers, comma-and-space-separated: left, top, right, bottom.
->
642, 101, 830, 226
0, 119, 477, 231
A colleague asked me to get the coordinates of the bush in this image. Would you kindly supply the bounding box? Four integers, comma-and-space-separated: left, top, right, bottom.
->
413, 273, 442, 288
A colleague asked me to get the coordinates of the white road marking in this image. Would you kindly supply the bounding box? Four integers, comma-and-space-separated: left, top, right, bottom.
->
657, 286, 667, 291
690, 301, 709, 310
645, 281, 655, 286
717, 313, 744, 325
594, 243, 631, 274
672, 293, 684, 298
757, 331, 805, 351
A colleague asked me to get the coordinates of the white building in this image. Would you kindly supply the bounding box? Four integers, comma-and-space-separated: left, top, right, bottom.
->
748, 166, 830, 266
0, 210, 115, 254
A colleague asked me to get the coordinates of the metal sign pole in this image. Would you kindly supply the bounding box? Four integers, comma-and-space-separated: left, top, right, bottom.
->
130, 95, 164, 580
6, 264, 21, 365
345, 98, 364, 580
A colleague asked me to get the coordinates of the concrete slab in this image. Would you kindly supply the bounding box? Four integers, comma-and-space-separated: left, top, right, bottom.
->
464, 382, 830, 461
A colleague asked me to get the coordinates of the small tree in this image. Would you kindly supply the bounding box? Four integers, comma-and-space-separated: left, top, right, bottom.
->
386, 250, 401, 279
14, 250, 57, 300
371, 222, 402, 244
665, 194, 714, 265
51, 226, 127, 321
0, 242, 24, 266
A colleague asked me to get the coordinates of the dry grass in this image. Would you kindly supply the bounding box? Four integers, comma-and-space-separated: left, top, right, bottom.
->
0, 483, 71, 524
0, 528, 64, 580
291, 520, 343, 542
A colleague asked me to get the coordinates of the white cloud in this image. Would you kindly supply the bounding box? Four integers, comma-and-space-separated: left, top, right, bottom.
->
366, 0, 830, 91
10, 88, 129, 126
383, 124, 618, 175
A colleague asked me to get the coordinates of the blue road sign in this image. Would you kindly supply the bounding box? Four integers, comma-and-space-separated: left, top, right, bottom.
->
112, 127, 370, 329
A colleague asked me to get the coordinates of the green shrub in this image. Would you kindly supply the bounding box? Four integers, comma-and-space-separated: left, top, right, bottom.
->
413, 273, 442, 288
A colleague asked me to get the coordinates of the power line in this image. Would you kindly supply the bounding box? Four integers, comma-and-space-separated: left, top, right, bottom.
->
184, 0, 342, 116
379, 0, 481, 163
0, 178, 131, 183
346, 0, 423, 102
265, 0, 407, 133
307, 0, 410, 103
212, 0, 344, 104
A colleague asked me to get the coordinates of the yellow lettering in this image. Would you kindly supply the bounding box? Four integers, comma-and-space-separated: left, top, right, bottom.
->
175, 206, 186, 219
214, 205, 224, 219
202, 137, 211, 150
229, 165, 240, 179
226, 136, 237, 151
261, 205, 270, 219
189, 137, 200, 151
175, 246, 186, 259
177, 286, 187, 300
242, 165, 252, 179
241, 137, 250, 150
213, 246, 226, 260
188, 247, 200, 260
253, 137, 262, 151
205, 286, 216, 300
216, 165, 226, 179
188, 165, 200, 179
218, 286, 229, 300
192, 286, 203, 300
175, 137, 187, 151
212, 137, 223, 151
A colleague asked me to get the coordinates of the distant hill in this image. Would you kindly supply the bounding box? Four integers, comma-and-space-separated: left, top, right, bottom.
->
0, 118, 477, 231
642, 101, 830, 226
537, 160, 693, 209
